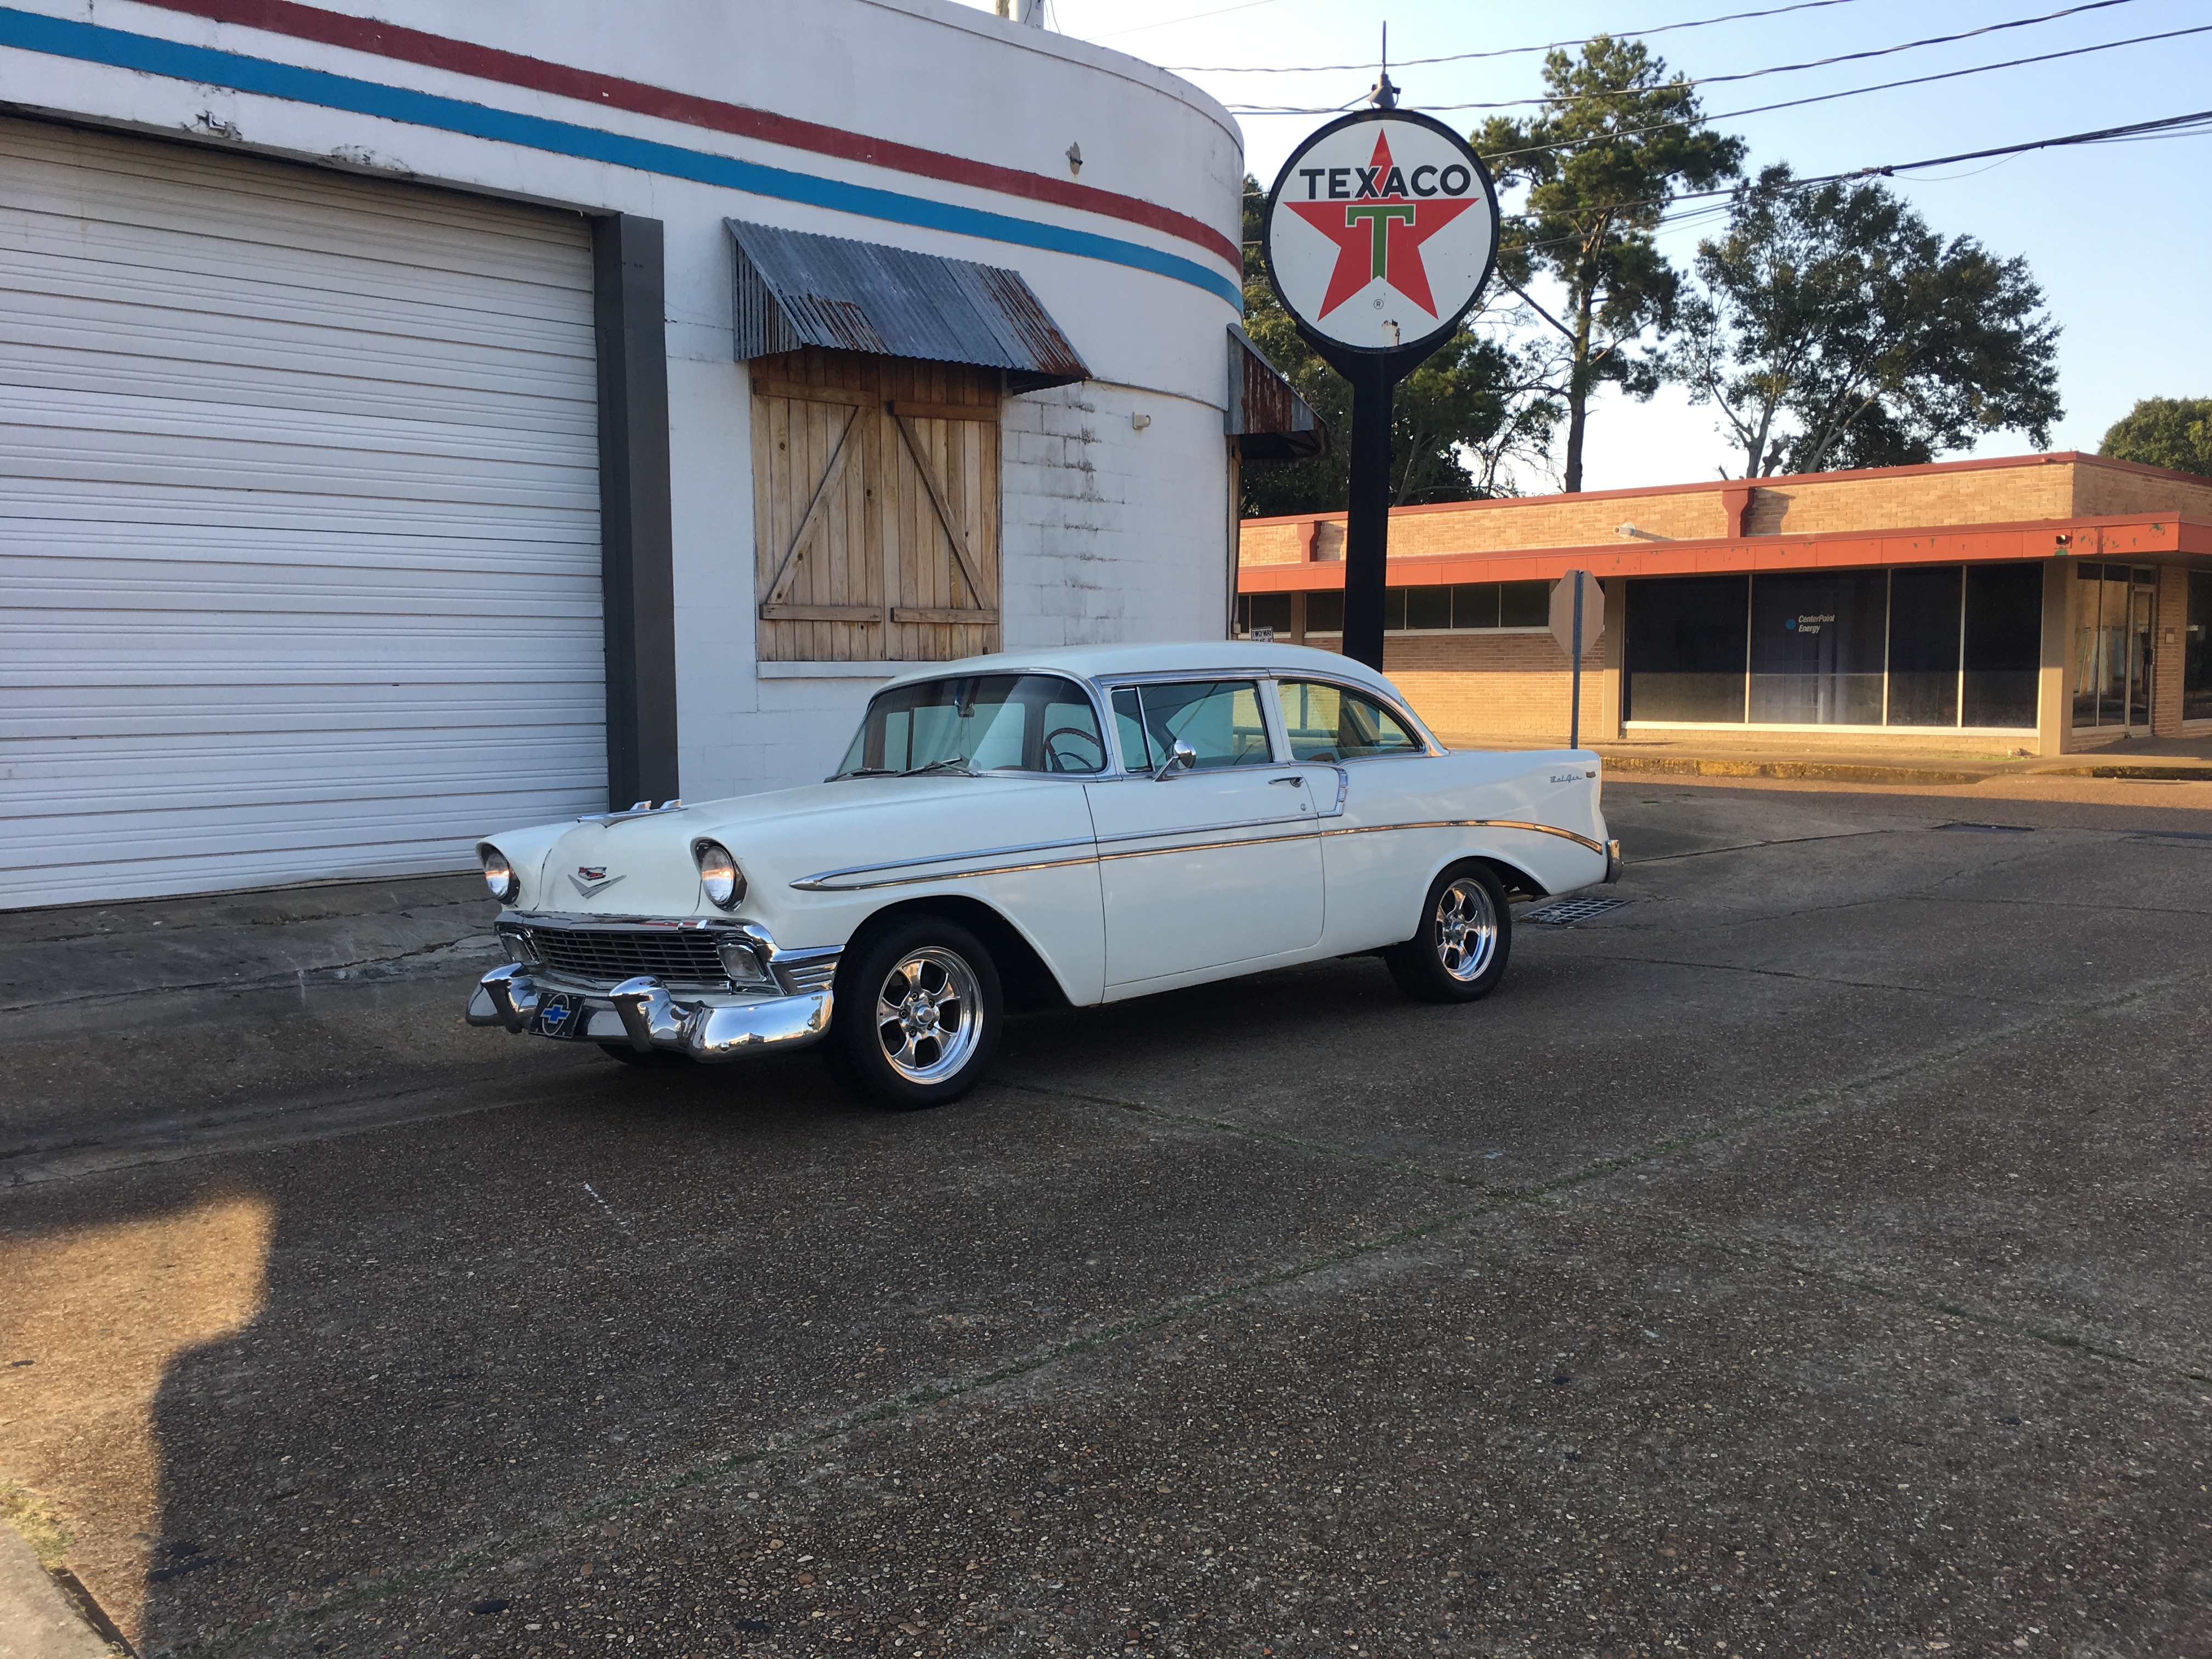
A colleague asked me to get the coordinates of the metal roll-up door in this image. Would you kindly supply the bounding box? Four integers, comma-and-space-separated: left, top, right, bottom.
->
0, 117, 606, 909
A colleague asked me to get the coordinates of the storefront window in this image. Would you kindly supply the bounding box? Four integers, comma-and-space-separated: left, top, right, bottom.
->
2189, 572, 2212, 724
1961, 563, 2043, 729
1886, 566, 1961, 726
1624, 575, 1749, 723
1748, 570, 1887, 725
1626, 562, 2043, 730
2070, 562, 2155, 729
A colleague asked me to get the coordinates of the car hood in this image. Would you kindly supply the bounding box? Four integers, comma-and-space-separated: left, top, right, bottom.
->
508, 775, 1089, 917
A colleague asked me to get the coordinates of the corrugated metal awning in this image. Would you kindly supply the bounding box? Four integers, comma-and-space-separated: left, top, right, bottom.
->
1227, 324, 1328, 462
727, 218, 1088, 393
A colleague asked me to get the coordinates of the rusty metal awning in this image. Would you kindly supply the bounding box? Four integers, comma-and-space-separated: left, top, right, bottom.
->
726, 218, 1089, 393
1227, 324, 1328, 462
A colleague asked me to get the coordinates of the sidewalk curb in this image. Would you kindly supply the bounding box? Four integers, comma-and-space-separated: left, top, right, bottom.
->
2040, 764, 2212, 781
1599, 755, 1994, 786
0, 1525, 114, 1659
1599, 754, 2212, 787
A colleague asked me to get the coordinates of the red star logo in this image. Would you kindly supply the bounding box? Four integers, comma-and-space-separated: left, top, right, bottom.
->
1284, 132, 1477, 320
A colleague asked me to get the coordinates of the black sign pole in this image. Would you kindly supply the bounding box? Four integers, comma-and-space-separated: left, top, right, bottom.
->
1337, 349, 1401, 670
1570, 573, 1584, 751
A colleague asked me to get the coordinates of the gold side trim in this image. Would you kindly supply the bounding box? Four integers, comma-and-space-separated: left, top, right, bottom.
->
1318, 818, 1609, 856
793, 826, 1324, 892
790, 819, 1601, 893
1096, 827, 1319, 864
795, 851, 1102, 893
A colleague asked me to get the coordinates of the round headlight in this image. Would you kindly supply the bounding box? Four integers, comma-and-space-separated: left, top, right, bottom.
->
695, 840, 744, 910
479, 844, 520, 904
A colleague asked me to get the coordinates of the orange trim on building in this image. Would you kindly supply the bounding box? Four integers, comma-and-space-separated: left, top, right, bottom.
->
1235, 449, 2212, 531
1236, 515, 2212, 593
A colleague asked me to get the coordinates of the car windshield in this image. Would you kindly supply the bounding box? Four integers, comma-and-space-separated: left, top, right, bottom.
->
834, 674, 1108, 777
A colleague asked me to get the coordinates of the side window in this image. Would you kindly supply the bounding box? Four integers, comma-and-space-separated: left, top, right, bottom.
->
1279, 680, 1423, 761
1036, 690, 1108, 774
1119, 681, 1273, 770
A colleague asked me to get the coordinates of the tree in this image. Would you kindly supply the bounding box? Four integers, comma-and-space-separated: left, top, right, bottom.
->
2100, 397, 2212, 478
1673, 163, 2062, 477
1476, 36, 1744, 492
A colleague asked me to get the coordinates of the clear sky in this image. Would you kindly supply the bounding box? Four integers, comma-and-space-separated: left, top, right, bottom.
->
955, 0, 2212, 493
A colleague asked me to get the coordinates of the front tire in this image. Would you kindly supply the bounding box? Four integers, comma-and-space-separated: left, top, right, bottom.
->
829, 916, 1002, 1108
1384, 861, 1511, 1003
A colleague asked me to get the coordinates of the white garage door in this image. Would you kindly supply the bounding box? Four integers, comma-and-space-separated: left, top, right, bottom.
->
0, 117, 606, 909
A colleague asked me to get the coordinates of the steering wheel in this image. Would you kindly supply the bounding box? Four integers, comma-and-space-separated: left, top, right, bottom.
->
1041, 725, 1108, 774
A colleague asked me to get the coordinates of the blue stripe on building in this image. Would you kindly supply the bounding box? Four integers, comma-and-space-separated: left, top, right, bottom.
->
0, 7, 1243, 309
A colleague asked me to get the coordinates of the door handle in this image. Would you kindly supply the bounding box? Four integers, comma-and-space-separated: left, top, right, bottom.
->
1269, 776, 1305, 786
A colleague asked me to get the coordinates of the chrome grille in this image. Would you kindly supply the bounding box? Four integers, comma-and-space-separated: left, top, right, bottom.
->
526, 927, 728, 988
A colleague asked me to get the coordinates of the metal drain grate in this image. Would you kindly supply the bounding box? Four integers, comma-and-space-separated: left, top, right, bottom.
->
1937, 822, 2033, 833
1523, 896, 1632, 926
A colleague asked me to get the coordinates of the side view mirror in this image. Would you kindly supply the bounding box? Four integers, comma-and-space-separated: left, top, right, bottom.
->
1152, 739, 1197, 781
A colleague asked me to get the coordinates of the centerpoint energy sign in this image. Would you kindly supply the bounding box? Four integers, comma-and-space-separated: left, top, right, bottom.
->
1261, 106, 1501, 669
1266, 115, 1498, 357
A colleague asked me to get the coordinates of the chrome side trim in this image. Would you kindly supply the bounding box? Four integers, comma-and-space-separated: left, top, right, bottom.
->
1316, 818, 1611, 857
792, 850, 1103, 893
788, 809, 1325, 893
782, 812, 1602, 896
1096, 811, 1310, 847
788, 835, 1097, 891
1097, 825, 1321, 864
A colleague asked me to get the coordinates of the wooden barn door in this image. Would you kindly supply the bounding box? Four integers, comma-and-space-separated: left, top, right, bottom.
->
751, 348, 1001, 663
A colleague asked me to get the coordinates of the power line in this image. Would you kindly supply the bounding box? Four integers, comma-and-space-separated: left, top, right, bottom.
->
1226, 0, 2146, 114
1484, 21, 2212, 155
1229, 16, 2212, 161
1499, 105, 2212, 250
1166, 0, 1870, 74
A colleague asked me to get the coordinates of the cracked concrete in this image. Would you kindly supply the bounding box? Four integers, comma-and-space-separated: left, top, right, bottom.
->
1, 778, 2208, 1656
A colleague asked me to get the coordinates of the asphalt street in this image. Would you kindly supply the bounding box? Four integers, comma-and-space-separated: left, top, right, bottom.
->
2, 780, 2209, 1658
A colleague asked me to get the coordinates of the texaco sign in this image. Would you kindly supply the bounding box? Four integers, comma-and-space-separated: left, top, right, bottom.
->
1262, 110, 1500, 359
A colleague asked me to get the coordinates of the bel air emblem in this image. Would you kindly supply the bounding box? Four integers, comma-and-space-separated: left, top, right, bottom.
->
569, 865, 625, 899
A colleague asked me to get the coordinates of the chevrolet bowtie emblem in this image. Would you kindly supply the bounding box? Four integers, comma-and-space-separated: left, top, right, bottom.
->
569, 866, 625, 899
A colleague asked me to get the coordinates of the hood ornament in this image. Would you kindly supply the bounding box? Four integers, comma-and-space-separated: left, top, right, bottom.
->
569, 866, 626, 899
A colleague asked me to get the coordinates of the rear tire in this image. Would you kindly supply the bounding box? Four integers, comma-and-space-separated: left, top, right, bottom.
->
1384, 861, 1511, 1003
828, 916, 1002, 1109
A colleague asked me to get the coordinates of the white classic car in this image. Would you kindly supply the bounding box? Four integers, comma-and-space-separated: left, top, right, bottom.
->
467, 642, 1618, 1107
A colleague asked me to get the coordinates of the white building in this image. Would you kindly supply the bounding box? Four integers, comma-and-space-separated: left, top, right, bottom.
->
0, 0, 1319, 907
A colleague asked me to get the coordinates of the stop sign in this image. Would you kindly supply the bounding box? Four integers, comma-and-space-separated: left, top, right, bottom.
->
1549, 571, 1605, 659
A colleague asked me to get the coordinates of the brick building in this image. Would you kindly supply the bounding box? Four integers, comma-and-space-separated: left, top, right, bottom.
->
1235, 452, 2212, 755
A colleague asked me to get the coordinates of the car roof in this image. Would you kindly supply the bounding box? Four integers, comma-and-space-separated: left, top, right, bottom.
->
876, 640, 1405, 698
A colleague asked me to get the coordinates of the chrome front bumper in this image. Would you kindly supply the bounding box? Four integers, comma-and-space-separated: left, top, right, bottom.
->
467, 964, 833, 1060
1604, 838, 1624, 883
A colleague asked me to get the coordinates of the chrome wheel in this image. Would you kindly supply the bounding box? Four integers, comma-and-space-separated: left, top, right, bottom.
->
1433, 876, 1499, 982
873, 946, 984, 1085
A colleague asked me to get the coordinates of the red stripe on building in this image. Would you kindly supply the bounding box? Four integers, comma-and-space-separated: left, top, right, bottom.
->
135, 0, 1241, 270
1237, 515, 2211, 592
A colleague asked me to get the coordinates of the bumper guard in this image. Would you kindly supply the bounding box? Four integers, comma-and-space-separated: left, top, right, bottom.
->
466, 963, 834, 1062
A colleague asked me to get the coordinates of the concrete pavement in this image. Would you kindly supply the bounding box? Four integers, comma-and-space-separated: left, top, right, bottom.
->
2, 780, 2208, 1656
